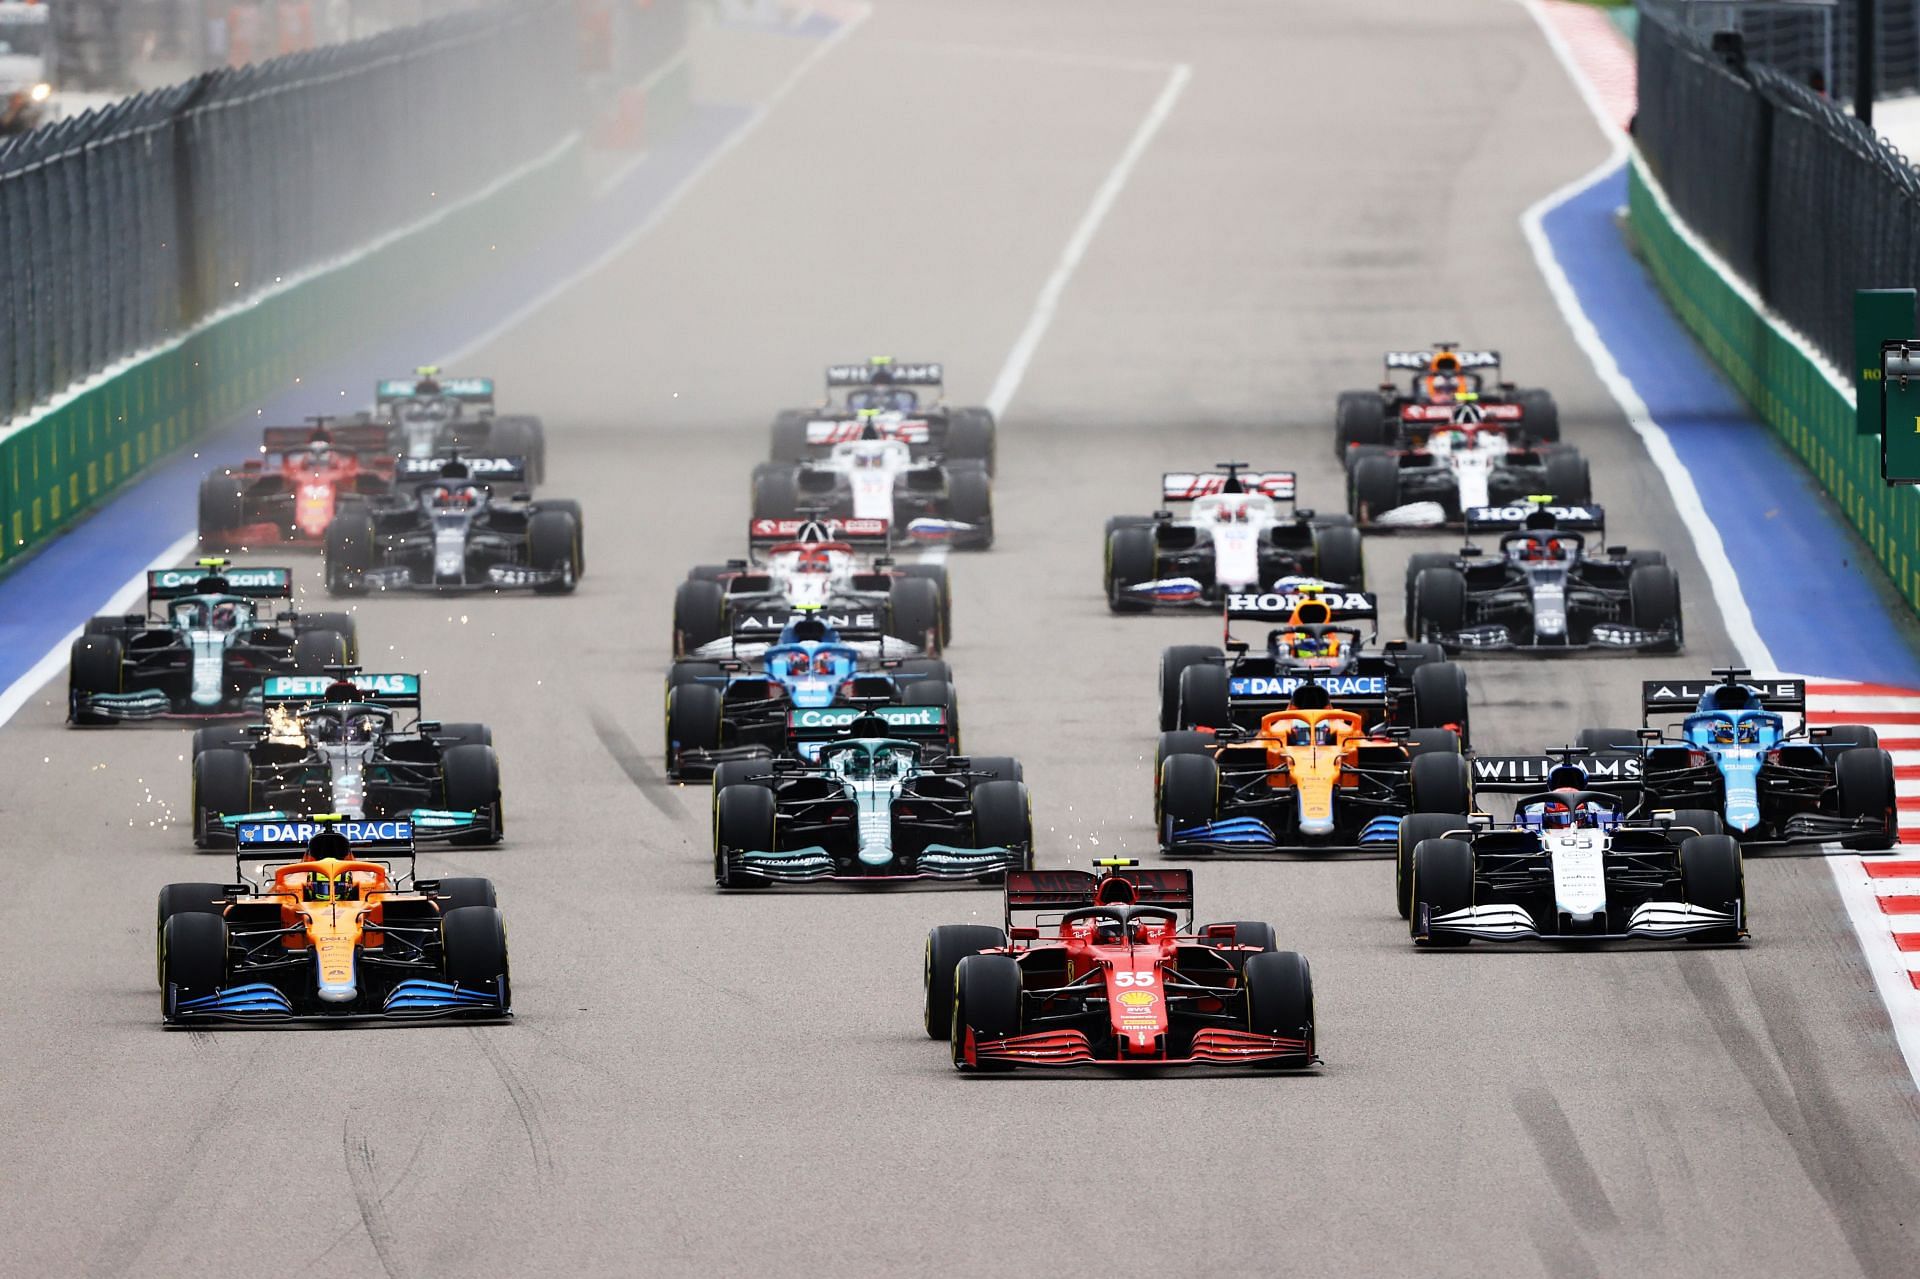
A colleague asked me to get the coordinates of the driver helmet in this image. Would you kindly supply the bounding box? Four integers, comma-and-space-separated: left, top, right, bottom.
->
210, 601, 243, 633
342, 712, 384, 744
1282, 630, 1339, 660
304, 711, 340, 744
794, 547, 834, 574
432, 484, 477, 510
1218, 501, 1252, 525
1520, 536, 1564, 562
1711, 719, 1736, 745
1536, 798, 1574, 830
304, 867, 359, 902
853, 447, 888, 469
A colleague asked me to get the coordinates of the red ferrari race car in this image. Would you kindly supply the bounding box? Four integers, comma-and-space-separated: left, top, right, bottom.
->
199, 422, 396, 549
925, 860, 1317, 1072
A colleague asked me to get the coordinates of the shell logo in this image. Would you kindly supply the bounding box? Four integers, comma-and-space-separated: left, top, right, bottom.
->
1119, 991, 1155, 1007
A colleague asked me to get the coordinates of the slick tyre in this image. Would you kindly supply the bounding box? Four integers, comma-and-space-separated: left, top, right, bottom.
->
1516, 389, 1560, 443
1410, 838, 1475, 946
533, 500, 586, 575
946, 408, 997, 475
325, 511, 376, 596
1159, 646, 1222, 732
441, 906, 511, 993
1402, 553, 1455, 634
1543, 449, 1591, 503
1836, 746, 1899, 850
1821, 725, 1881, 758
156, 883, 227, 986
488, 416, 546, 484
297, 611, 359, 663
161, 912, 229, 1010
970, 780, 1033, 874
527, 510, 582, 594
888, 576, 944, 654
1405, 728, 1460, 758
1349, 453, 1401, 521
947, 468, 993, 549
197, 473, 248, 541
924, 924, 1008, 1038
1176, 663, 1232, 733
1678, 834, 1746, 942
1106, 526, 1157, 613
68, 634, 125, 724
441, 744, 504, 844
714, 783, 776, 889
1671, 809, 1725, 839
292, 629, 349, 676
899, 563, 953, 641
666, 683, 724, 778
1310, 524, 1365, 590
433, 722, 494, 748
673, 579, 727, 656
1410, 750, 1472, 816
712, 759, 774, 795
1397, 813, 1470, 920
1154, 729, 1215, 813
1159, 752, 1220, 840
1628, 564, 1682, 645
752, 468, 801, 521
190, 726, 253, 759
951, 953, 1022, 1071
964, 755, 1023, 783
435, 877, 498, 911
1412, 567, 1468, 640
1335, 391, 1389, 457
191, 749, 252, 849
1411, 660, 1471, 742
1243, 951, 1314, 1054
1207, 920, 1278, 974
769, 410, 811, 463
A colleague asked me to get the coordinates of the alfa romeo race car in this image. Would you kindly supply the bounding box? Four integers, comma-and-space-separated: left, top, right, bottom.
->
926, 860, 1316, 1071
770, 358, 996, 475
365, 369, 547, 482
711, 714, 1029, 886
156, 818, 510, 1024
198, 421, 398, 549
1104, 464, 1364, 611
68, 562, 358, 724
1153, 688, 1469, 854
324, 456, 584, 595
1346, 423, 1590, 529
674, 518, 949, 656
1400, 757, 1745, 945
752, 411, 992, 549
1570, 670, 1897, 849
1334, 345, 1560, 457
1403, 501, 1682, 653
665, 615, 957, 779
1157, 585, 1473, 744
188, 671, 503, 849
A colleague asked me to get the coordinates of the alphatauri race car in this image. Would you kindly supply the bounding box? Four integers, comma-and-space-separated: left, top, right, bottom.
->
188, 671, 503, 849
926, 860, 1316, 1071
770, 358, 996, 475
1570, 671, 1897, 850
752, 411, 992, 549
324, 456, 584, 595
1334, 345, 1560, 457
1400, 757, 1746, 946
1104, 464, 1363, 611
1157, 584, 1473, 744
198, 421, 398, 549
665, 615, 957, 779
674, 518, 949, 656
364, 369, 548, 483
711, 713, 1030, 886
1403, 502, 1682, 653
156, 818, 510, 1024
68, 562, 357, 724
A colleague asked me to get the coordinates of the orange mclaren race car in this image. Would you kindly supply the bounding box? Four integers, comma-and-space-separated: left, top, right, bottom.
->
1154, 685, 1470, 854
155, 817, 509, 1024
925, 860, 1316, 1071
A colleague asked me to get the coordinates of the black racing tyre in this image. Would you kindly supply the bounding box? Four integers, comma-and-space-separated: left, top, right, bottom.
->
191, 726, 254, 759
752, 468, 801, 521
1836, 746, 1898, 850
1243, 950, 1314, 1052
441, 905, 511, 989
946, 408, 996, 475
1335, 390, 1388, 457
434, 722, 494, 748
1395, 641, 1446, 672
441, 744, 503, 844
161, 911, 229, 1005
1412, 567, 1468, 639
964, 755, 1023, 783
533, 500, 585, 574
1625, 548, 1667, 570
666, 684, 724, 776
901, 678, 960, 746
325, 510, 376, 596
1159, 645, 1222, 732
1405, 728, 1460, 758
951, 953, 1023, 1071
971, 780, 1033, 871
714, 783, 777, 889
1176, 663, 1233, 732
68, 634, 125, 723
667, 661, 723, 694
192, 749, 253, 849
488, 417, 545, 484
687, 563, 735, 583
1397, 813, 1470, 920
292, 629, 349, 676
1576, 727, 1641, 753
1209, 920, 1279, 957
156, 883, 227, 987
435, 877, 498, 911
1678, 834, 1746, 941
197, 472, 248, 538
528, 510, 582, 594
1516, 389, 1560, 443
1106, 525, 1157, 613
1411, 660, 1471, 741
888, 576, 944, 654
673, 579, 727, 656
1822, 725, 1881, 756
769, 409, 811, 463
84, 615, 128, 636
1402, 552, 1457, 634
712, 759, 773, 795
1349, 453, 1401, 521
1410, 750, 1472, 815
924, 924, 1009, 1039
297, 611, 359, 664
1411, 837, 1475, 946
1159, 751, 1220, 834
947, 468, 993, 549
1628, 563, 1682, 639
1155, 729, 1215, 768
1543, 449, 1591, 503
1670, 808, 1725, 839
899, 563, 953, 641
893, 658, 954, 686
1310, 524, 1365, 590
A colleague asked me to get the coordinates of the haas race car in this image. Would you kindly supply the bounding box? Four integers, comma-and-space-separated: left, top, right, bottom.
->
198, 421, 397, 548
1334, 344, 1560, 456
188, 671, 503, 849
1570, 671, 1898, 850
1104, 464, 1364, 611
156, 818, 510, 1024
711, 712, 1031, 886
1399, 755, 1745, 946
771, 357, 996, 475
753, 410, 991, 550
69, 561, 358, 724
674, 518, 950, 657
1158, 584, 1474, 745
1403, 501, 1682, 653
926, 860, 1316, 1071
324, 456, 584, 595
363, 368, 548, 483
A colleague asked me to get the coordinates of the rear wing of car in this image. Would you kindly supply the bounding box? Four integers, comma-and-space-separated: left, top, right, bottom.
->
748, 517, 891, 548
1224, 587, 1376, 623
801, 415, 933, 446
261, 673, 422, 708
1469, 754, 1645, 792
1642, 675, 1807, 718
147, 563, 293, 603
731, 605, 888, 640
1004, 866, 1195, 931
376, 376, 494, 406
260, 423, 394, 456
825, 359, 944, 388
1383, 348, 1501, 372
395, 456, 528, 485
1463, 502, 1605, 533
784, 705, 950, 739
1161, 471, 1296, 503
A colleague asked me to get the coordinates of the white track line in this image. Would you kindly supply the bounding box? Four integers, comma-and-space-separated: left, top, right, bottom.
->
1518, 0, 1920, 1089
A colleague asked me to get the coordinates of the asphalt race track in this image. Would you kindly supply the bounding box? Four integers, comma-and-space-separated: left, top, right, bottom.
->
5, 3, 1920, 1276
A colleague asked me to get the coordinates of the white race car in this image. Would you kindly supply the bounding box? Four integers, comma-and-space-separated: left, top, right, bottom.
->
752, 414, 992, 549
1346, 421, 1591, 530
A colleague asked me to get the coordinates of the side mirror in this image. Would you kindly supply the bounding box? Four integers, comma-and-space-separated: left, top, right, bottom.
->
511, 490, 533, 503
1152, 509, 1174, 522
1458, 545, 1482, 558
1009, 927, 1040, 941
1637, 728, 1661, 741
1607, 545, 1628, 557
418, 720, 443, 735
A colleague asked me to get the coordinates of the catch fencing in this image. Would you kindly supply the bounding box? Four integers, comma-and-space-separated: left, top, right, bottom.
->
1640, 0, 1920, 101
